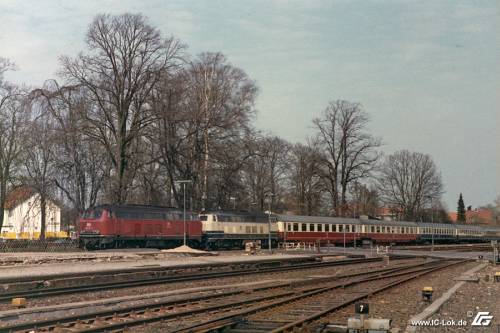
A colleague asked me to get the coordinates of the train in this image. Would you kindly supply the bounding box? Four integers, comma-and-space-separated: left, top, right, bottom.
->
79, 205, 203, 249
78, 204, 500, 249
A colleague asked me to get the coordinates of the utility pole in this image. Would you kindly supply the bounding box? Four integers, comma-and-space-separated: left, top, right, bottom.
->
175, 180, 192, 247
431, 197, 434, 252
425, 195, 435, 252
343, 225, 346, 254
266, 193, 275, 253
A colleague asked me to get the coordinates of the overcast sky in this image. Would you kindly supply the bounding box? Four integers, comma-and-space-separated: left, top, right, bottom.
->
1, 0, 498, 210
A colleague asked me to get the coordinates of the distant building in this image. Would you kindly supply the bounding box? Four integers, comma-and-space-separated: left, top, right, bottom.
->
1, 186, 66, 239
376, 207, 400, 221
449, 207, 495, 225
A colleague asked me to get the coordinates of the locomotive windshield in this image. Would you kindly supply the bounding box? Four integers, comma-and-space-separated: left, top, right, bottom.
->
81, 209, 103, 219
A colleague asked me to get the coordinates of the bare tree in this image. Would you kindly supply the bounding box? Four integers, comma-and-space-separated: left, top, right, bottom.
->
349, 181, 379, 217
0, 57, 16, 82
289, 142, 323, 215
242, 135, 290, 212
185, 52, 257, 209
21, 115, 57, 240
0, 58, 25, 231
59, 13, 184, 203
30, 81, 110, 214
313, 100, 381, 216
377, 150, 444, 221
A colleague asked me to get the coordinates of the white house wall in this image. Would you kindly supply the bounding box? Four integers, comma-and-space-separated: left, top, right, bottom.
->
0, 194, 64, 239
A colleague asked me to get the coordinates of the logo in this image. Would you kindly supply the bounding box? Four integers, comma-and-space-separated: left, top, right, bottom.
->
471, 312, 493, 326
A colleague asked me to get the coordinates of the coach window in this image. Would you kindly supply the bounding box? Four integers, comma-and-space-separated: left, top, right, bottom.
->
293, 223, 298, 231
376, 226, 380, 233
325, 224, 329, 232
317, 224, 322, 232
339, 225, 343, 232
310, 224, 315, 232
287, 223, 292, 232
301, 223, 307, 232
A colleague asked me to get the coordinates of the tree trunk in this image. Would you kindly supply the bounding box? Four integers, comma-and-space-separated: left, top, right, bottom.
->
202, 129, 209, 210
40, 194, 46, 240
0, 182, 6, 231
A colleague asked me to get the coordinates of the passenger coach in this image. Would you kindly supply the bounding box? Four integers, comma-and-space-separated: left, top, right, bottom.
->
276, 215, 500, 245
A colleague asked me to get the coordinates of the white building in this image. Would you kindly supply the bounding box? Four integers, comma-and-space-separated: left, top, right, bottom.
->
1, 186, 65, 239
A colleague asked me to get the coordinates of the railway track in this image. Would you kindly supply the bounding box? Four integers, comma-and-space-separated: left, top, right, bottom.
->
172, 259, 466, 333
393, 243, 492, 252
0, 259, 465, 333
0, 256, 399, 302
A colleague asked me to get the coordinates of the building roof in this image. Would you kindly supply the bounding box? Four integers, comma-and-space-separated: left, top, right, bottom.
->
449, 208, 495, 225
4, 186, 37, 210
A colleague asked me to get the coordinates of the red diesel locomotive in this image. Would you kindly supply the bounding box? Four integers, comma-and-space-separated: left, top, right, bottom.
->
79, 205, 202, 249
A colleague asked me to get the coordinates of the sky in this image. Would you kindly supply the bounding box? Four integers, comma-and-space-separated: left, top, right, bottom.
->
1, 0, 498, 210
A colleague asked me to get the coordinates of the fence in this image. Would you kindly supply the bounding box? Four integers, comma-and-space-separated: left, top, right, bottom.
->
279, 242, 320, 252
0, 239, 81, 252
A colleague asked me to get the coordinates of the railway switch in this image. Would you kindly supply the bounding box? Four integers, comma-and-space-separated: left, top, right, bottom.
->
422, 286, 433, 301
11, 298, 26, 308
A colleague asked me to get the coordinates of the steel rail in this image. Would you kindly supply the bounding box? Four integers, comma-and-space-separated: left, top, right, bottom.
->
170, 259, 466, 333
0, 257, 390, 302
0, 260, 441, 333
269, 260, 466, 332
36, 260, 461, 333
